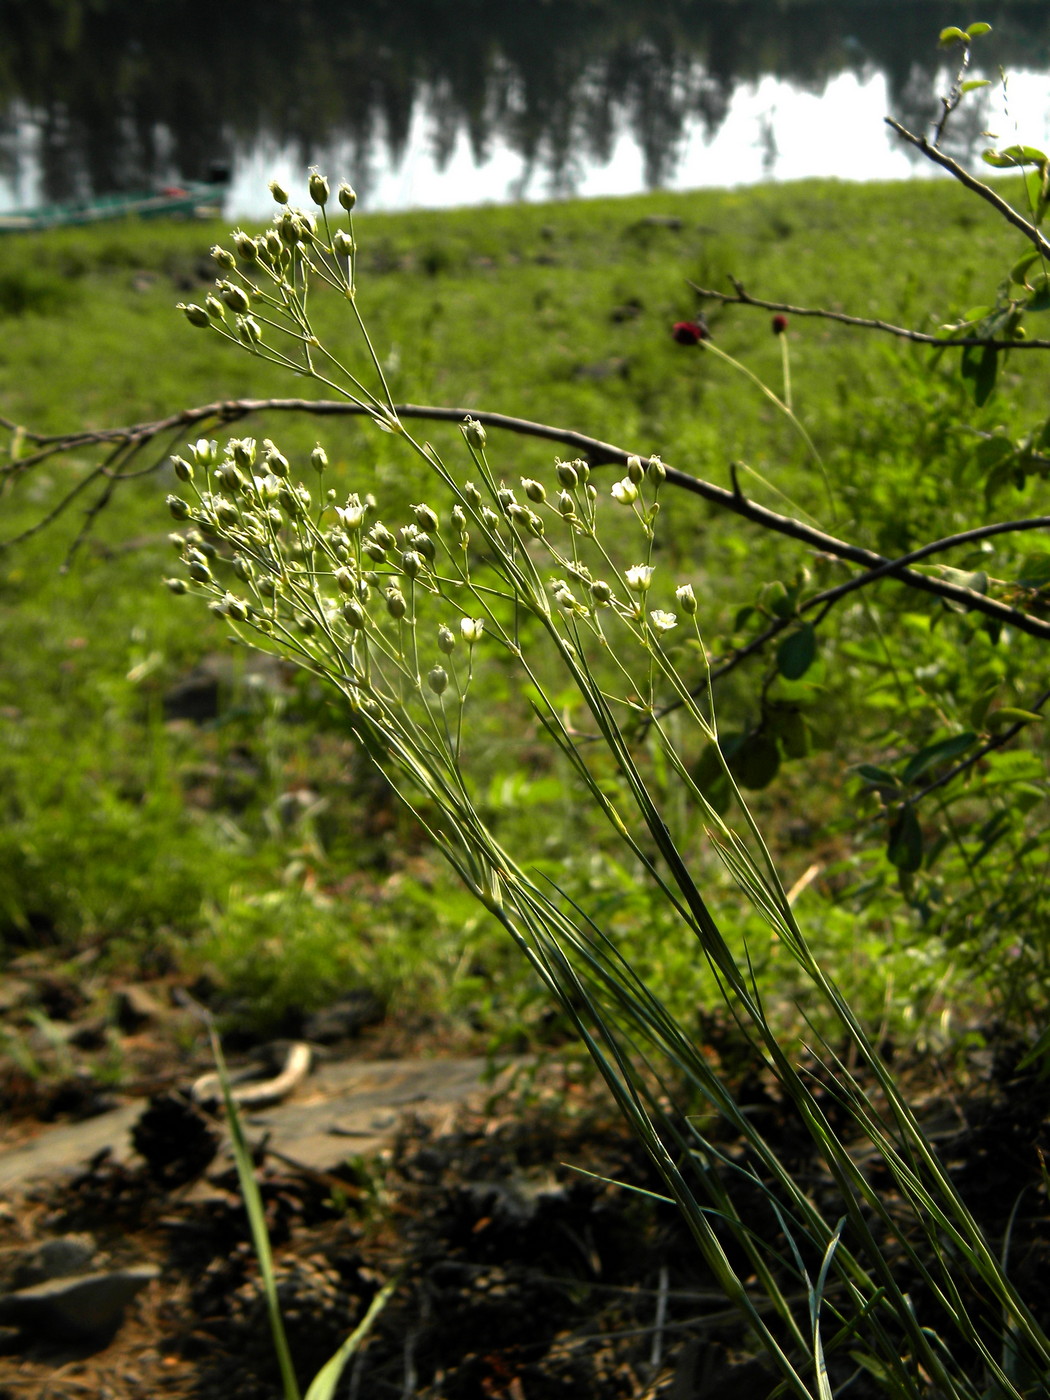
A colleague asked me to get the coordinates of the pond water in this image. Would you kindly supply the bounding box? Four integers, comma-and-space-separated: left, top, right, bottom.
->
2, 1, 1050, 218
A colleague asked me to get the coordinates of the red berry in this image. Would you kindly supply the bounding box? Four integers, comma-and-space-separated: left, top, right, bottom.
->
771, 314, 789, 335
672, 320, 708, 345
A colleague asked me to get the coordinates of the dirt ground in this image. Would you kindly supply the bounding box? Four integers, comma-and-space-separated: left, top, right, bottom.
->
0, 960, 1049, 1400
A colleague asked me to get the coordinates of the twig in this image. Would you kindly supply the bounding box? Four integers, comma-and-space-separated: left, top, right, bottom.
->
687, 279, 1050, 350
885, 117, 1050, 261
911, 682, 1050, 802
649, 1264, 669, 1370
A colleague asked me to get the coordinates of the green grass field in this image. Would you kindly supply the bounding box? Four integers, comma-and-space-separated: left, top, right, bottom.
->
1, 173, 1047, 1057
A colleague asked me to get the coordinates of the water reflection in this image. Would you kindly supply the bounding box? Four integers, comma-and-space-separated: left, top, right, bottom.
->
2, 1, 1049, 213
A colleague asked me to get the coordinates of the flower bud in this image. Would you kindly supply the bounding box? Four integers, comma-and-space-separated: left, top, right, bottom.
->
451, 505, 467, 531
414, 533, 436, 562
463, 482, 482, 508
205, 294, 225, 321
237, 315, 262, 348
220, 281, 251, 314
521, 478, 546, 504
308, 172, 329, 206
371, 523, 395, 551
188, 559, 212, 583
334, 566, 355, 593
172, 456, 194, 482
497, 488, 516, 512
264, 230, 284, 262
211, 245, 236, 271
402, 550, 423, 578
164, 577, 188, 594
233, 230, 259, 263
675, 583, 697, 615
590, 579, 613, 605
338, 183, 357, 211
647, 455, 666, 484
385, 587, 406, 620
232, 554, 254, 582
278, 210, 301, 246
575, 460, 591, 484
265, 445, 290, 478
427, 665, 448, 697
311, 444, 328, 474
167, 494, 191, 520
462, 417, 487, 450
626, 455, 644, 484
555, 460, 578, 489
216, 498, 239, 526
557, 491, 575, 517
232, 439, 257, 469
179, 302, 211, 328
332, 229, 355, 258
364, 540, 385, 563
269, 179, 290, 205
480, 506, 500, 530
224, 593, 249, 622
214, 462, 244, 492
412, 502, 439, 532
342, 599, 366, 630
168, 533, 185, 550
437, 625, 456, 655
771, 314, 789, 335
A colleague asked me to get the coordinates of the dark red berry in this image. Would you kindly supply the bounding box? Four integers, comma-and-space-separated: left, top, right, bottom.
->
672, 320, 708, 345
771, 314, 789, 335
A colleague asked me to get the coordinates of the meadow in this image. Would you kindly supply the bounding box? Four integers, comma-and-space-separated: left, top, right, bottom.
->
1, 169, 1047, 1061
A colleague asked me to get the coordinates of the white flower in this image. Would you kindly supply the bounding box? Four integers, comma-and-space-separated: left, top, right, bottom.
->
460, 617, 484, 644
625, 564, 654, 593
675, 583, 697, 615
649, 610, 677, 633
611, 477, 639, 505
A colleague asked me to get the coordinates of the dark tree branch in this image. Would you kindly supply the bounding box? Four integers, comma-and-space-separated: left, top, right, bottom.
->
3, 398, 1049, 643
686, 280, 1050, 350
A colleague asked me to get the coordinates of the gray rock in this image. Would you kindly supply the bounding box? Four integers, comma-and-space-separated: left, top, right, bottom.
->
113, 984, 167, 1032
0, 1233, 95, 1292
0, 1265, 159, 1340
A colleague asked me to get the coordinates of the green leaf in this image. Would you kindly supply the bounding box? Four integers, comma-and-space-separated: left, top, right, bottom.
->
966, 21, 992, 38
987, 707, 1044, 731
938, 26, 969, 45
729, 732, 781, 790
983, 144, 1049, 169
1009, 250, 1042, 286
901, 731, 978, 785
960, 343, 998, 405
306, 1280, 397, 1400
777, 623, 817, 680
887, 804, 924, 873
1016, 554, 1050, 588
961, 78, 991, 93
856, 764, 900, 789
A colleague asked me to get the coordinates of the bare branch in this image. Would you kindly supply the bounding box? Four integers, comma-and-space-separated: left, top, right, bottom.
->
3, 397, 1049, 643
911, 683, 1050, 802
686, 280, 1050, 350
885, 117, 1050, 260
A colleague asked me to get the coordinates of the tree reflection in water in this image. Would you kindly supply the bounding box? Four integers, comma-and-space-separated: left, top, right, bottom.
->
1, 1, 1047, 206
